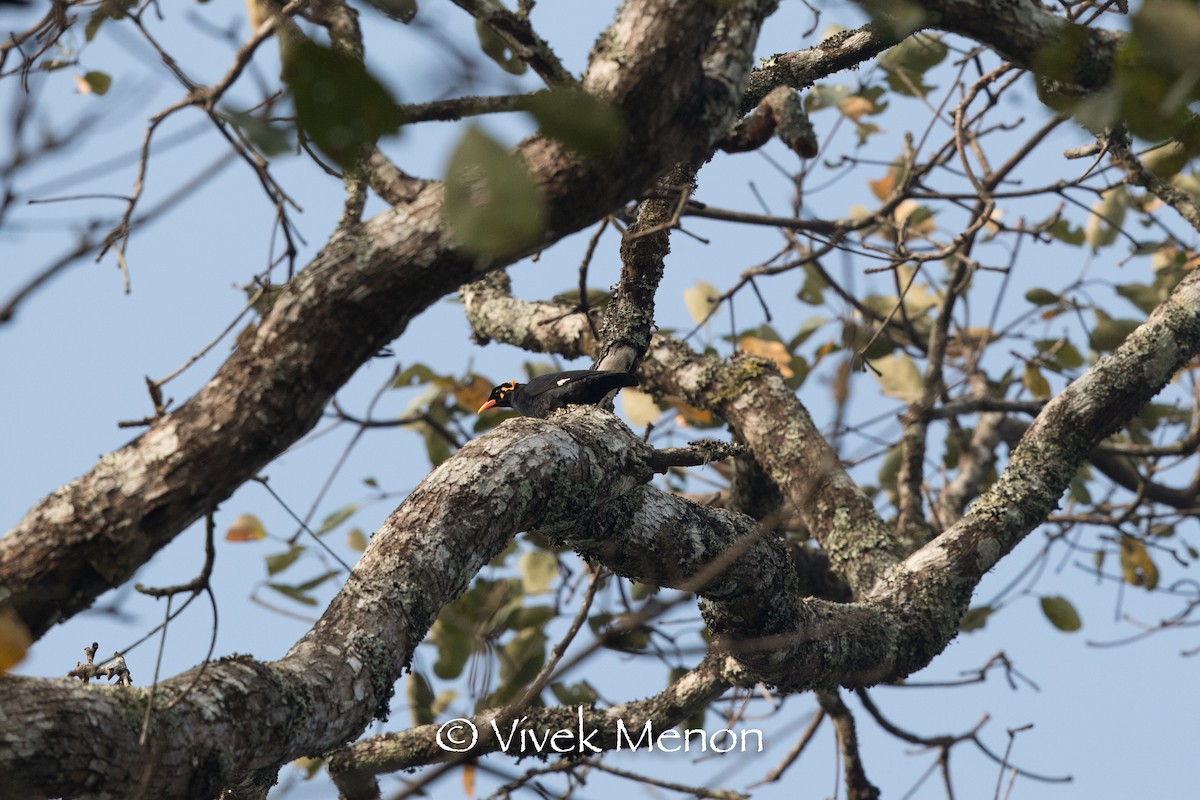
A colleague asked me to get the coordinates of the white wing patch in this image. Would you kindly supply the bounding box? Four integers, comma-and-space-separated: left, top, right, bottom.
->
557, 377, 571, 386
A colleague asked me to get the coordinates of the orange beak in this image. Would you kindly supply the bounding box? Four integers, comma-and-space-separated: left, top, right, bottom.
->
478, 399, 498, 414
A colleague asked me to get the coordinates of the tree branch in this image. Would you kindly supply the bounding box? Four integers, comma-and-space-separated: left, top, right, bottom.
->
0, 0, 766, 639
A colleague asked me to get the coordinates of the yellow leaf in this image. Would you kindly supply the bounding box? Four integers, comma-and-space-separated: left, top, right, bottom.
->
0, 609, 32, 672
291, 756, 323, 779
738, 336, 794, 378
812, 339, 838, 368
619, 388, 661, 427
893, 199, 936, 235
346, 528, 368, 552
226, 513, 267, 542
1142, 141, 1188, 179
847, 203, 872, 221
453, 375, 494, 413
463, 762, 476, 796
838, 95, 874, 121
832, 359, 851, 405
945, 327, 996, 358
894, 266, 939, 315
683, 281, 720, 324
868, 166, 898, 200
672, 401, 715, 428
1120, 536, 1159, 590
983, 208, 1004, 239
519, 550, 559, 594
1172, 173, 1200, 205
872, 353, 923, 402
246, 0, 264, 30
1084, 186, 1128, 252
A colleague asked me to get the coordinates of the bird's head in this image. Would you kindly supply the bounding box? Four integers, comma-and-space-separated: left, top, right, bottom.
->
478, 380, 519, 413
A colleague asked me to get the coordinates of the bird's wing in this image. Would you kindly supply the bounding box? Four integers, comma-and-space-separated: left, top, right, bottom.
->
521, 370, 599, 397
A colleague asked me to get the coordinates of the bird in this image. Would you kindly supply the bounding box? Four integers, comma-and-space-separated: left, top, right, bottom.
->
477, 370, 639, 418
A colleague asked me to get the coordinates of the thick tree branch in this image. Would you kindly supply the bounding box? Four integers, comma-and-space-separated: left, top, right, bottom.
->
595, 161, 698, 373
0, 411, 658, 796
328, 658, 729, 797
917, 269, 1200, 584
742, 23, 898, 114
903, 0, 1123, 91
0, 404, 951, 795
462, 282, 899, 595
1, 0, 775, 640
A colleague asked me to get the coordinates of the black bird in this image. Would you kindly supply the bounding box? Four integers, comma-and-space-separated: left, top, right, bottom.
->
478, 370, 638, 418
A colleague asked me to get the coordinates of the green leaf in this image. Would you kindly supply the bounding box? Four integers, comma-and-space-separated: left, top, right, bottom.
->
494, 629, 546, 703
588, 613, 650, 653
552, 287, 612, 309
789, 315, 828, 350
428, 618, 473, 680
1035, 338, 1085, 372
871, 353, 923, 402
523, 89, 626, 157
630, 581, 657, 601
1040, 595, 1082, 632
82, 71, 112, 96
295, 570, 340, 592
393, 363, 439, 387
551, 680, 598, 706
1089, 310, 1140, 353
267, 582, 318, 606
1023, 364, 1051, 400
316, 503, 359, 536
221, 109, 292, 157
1118, 2, 1200, 140
518, 550, 558, 595
858, 0, 926, 39
266, 545, 305, 576
878, 445, 902, 505
1025, 288, 1059, 306
785, 355, 810, 390
1115, 282, 1163, 315
797, 264, 828, 305
346, 528, 368, 552
444, 126, 546, 258
417, 417, 453, 466
879, 34, 948, 97
505, 605, 554, 631
475, 18, 528, 75
285, 40, 404, 169
1045, 218, 1086, 246
432, 689, 457, 716
1084, 187, 1128, 252
368, 0, 418, 23
407, 671, 436, 726
1056, 341, 1085, 370
960, 605, 993, 633
1069, 466, 1093, 504
86, 0, 136, 42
